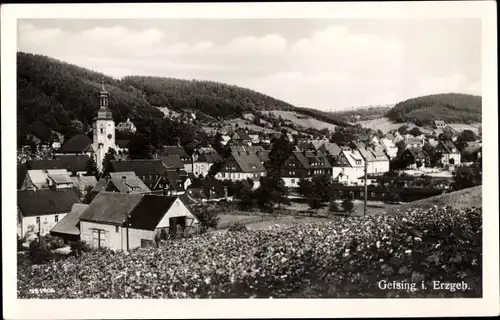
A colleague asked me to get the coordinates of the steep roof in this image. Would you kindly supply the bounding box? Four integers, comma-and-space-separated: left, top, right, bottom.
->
352, 142, 376, 161
28, 155, 91, 173
438, 140, 459, 154
48, 173, 74, 184
342, 150, 365, 168
406, 148, 429, 160
127, 195, 179, 231
108, 160, 167, 176
57, 135, 92, 154
158, 154, 185, 169
158, 146, 188, 158
70, 175, 98, 189
319, 143, 342, 157
50, 203, 89, 236
109, 171, 151, 193
79, 192, 143, 225
18, 188, 80, 217
196, 151, 222, 163
229, 151, 266, 173
92, 178, 108, 194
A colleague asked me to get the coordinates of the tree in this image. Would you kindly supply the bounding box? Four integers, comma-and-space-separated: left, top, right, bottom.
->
102, 147, 117, 173
453, 164, 482, 190
298, 177, 314, 199
342, 198, 355, 215
82, 185, 94, 204
208, 160, 223, 178
86, 156, 99, 177
409, 127, 422, 137
398, 125, 409, 135
329, 200, 340, 213
423, 143, 439, 167
128, 134, 153, 159
192, 205, 220, 234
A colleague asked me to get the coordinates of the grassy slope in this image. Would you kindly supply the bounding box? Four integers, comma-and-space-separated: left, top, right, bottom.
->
382, 186, 482, 215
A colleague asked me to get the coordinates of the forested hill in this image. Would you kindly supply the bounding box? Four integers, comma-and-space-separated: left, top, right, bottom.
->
18, 52, 349, 144
386, 93, 482, 125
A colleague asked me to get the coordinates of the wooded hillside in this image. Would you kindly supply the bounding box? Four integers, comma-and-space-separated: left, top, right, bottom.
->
386, 93, 482, 125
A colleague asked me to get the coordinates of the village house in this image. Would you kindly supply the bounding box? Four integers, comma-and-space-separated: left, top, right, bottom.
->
220, 135, 231, 146
78, 192, 198, 250
71, 175, 98, 196
435, 140, 461, 166
116, 118, 137, 133
379, 138, 398, 159
230, 130, 252, 146
319, 142, 343, 160
401, 148, 430, 169
351, 142, 389, 174
92, 171, 151, 198
158, 145, 192, 172
280, 149, 333, 188
215, 150, 266, 187
186, 178, 225, 200
50, 203, 89, 243
248, 134, 260, 145
17, 188, 81, 239
434, 120, 446, 129
403, 135, 425, 149
191, 148, 222, 178
106, 159, 170, 191
242, 112, 255, 122
20, 169, 74, 190
27, 154, 91, 176
331, 149, 366, 186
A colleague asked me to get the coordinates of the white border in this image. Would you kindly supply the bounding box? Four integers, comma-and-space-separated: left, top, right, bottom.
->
2, 2, 498, 319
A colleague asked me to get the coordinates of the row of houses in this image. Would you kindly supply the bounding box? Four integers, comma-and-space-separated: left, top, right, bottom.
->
18, 188, 199, 251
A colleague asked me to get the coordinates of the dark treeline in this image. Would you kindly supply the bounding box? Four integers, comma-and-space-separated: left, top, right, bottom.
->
386, 93, 482, 125
17, 52, 349, 147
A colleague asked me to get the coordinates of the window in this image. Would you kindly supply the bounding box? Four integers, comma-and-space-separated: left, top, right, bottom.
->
159, 184, 163, 188
55, 215, 59, 222
36, 217, 40, 223
115, 226, 119, 233
291, 179, 296, 184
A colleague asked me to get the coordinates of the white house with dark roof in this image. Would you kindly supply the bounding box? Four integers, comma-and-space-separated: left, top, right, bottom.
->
331, 149, 366, 186
78, 192, 198, 250
17, 188, 81, 239
116, 118, 137, 133
436, 140, 461, 166
215, 150, 266, 188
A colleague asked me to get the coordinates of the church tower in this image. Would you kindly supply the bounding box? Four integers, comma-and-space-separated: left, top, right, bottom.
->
93, 80, 116, 172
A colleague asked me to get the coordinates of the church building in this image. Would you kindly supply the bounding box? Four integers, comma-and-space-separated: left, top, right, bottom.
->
92, 82, 117, 172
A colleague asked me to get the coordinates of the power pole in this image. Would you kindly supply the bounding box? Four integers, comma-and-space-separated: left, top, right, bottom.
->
364, 160, 368, 216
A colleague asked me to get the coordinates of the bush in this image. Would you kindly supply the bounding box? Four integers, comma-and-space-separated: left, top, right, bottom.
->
193, 205, 220, 234
228, 222, 248, 232
342, 198, 355, 214
28, 238, 54, 264
69, 240, 92, 257
18, 206, 482, 298
329, 201, 340, 213
42, 235, 66, 250
17, 235, 26, 251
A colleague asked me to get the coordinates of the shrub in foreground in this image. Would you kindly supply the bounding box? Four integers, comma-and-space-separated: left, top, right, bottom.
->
18, 206, 482, 298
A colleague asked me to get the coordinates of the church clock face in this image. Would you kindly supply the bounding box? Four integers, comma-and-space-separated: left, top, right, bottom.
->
107, 134, 113, 140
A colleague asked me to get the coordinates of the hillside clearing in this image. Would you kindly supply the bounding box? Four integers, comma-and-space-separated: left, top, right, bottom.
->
357, 117, 403, 133
261, 110, 338, 132
381, 186, 482, 215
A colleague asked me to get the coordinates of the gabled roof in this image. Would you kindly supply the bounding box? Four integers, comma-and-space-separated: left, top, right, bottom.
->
108, 160, 167, 176
57, 135, 92, 154
319, 143, 342, 157
18, 188, 81, 217
234, 130, 251, 141
158, 146, 188, 158
352, 142, 376, 161
109, 171, 151, 193
48, 173, 74, 184
406, 148, 429, 160
158, 154, 185, 169
79, 192, 143, 225
24, 170, 53, 189
196, 151, 222, 163
50, 203, 89, 236
127, 195, 179, 231
28, 155, 91, 173
434, 120, 446, 125
438, 140, 459, 154
342, 150, 365, 167
92, 178, 108, 194
229, 145, 265, 154
71, 175, 98, 189
229, 151, 266, 173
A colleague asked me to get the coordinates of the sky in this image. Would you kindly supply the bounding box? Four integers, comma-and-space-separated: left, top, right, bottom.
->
17, 18, 481, 111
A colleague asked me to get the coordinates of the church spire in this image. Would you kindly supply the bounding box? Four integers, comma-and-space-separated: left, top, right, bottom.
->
95, 78, 113, 120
